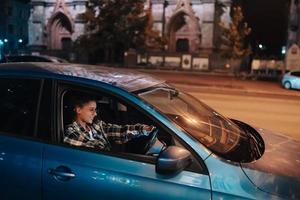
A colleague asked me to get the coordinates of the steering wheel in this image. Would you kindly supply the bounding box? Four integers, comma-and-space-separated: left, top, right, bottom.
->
142, 128, 158, 154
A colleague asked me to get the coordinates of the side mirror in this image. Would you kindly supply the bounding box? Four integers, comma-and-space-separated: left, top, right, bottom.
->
156, 146, 192, 175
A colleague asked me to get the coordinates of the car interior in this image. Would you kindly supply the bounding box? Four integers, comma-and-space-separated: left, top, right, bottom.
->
61, 90, 174, 156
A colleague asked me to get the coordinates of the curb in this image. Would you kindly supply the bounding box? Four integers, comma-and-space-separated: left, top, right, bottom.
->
174, 83, 300, 100
137, 68, 235, 78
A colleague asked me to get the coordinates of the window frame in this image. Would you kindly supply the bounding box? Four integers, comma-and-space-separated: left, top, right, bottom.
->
36, 78, 55, 141
55, 80, 208, 175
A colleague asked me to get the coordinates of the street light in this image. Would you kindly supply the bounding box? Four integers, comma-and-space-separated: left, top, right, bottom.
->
2, 39, 8, 54
17, 39, 24, 54
281, 46, 286, 55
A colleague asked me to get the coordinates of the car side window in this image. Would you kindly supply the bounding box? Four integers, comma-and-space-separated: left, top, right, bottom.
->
291, 72, 295, 76
0, 78, 41, 137
291, 71, 300, 77
36, 79, 53, 141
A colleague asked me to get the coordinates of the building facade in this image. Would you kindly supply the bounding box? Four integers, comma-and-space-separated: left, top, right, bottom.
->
29, 0, 87, 50
0, 0, 30, 55
148, 0, 231, 54
287, 0, 300, 48
29, 0, 231, 54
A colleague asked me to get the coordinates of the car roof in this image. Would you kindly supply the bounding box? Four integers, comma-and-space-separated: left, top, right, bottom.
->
0, 62, 164, 92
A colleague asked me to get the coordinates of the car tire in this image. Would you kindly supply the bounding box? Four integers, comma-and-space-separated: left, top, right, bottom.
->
283, 81, 292, 89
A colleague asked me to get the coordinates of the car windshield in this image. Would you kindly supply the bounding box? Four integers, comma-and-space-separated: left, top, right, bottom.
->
138, 84, 249, 156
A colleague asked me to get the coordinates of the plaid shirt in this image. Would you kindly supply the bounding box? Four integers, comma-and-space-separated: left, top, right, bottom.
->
64, 120, 151, 150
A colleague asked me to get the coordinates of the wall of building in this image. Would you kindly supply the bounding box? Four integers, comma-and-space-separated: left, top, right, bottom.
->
29, 0, 231, 54
29, 0, 87, 50
150, 0, 231, 54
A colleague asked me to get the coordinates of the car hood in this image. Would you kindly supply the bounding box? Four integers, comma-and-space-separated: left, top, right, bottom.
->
240, 128, 300, 199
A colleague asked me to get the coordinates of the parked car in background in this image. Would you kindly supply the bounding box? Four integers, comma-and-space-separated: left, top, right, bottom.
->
0, 54, 68, 63
282, 70, 300, 90
0, 62, 299, 200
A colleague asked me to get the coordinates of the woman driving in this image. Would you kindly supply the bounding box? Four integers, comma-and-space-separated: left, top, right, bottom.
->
64, 96, 155, 150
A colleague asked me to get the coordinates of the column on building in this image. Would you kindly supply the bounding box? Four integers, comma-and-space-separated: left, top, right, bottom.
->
29, 1, 47, 49
288, 0, 300, 47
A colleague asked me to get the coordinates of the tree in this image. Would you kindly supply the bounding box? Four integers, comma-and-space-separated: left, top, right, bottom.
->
219, 6, 252, 59
213, 0, 227, 49
74, 0, 164, 63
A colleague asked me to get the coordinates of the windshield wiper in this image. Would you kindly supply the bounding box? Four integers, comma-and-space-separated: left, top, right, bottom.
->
136, 86, 179, 99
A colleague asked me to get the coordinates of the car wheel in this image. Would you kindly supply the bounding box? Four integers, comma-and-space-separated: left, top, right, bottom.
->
284, 81, 292, 89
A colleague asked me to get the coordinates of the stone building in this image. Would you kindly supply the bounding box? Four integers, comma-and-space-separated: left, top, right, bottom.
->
29, 0, 231, 54
287, 0, 300, 48
148, 0, 231, 55
29, 0, 86, 50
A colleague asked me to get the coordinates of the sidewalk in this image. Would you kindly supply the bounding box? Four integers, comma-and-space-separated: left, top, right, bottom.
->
138, 69, 300, 100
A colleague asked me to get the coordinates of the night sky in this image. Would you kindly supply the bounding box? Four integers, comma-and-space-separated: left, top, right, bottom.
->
235, 0, 290, 57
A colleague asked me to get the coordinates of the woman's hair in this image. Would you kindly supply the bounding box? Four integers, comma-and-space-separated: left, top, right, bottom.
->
69, 95, 97, 121
63, 92, 98, 124
72, 95, 97, 108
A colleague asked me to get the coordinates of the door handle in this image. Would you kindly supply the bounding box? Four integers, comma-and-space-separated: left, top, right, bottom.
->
48, 169, 75, 177
48, 166, 75, 181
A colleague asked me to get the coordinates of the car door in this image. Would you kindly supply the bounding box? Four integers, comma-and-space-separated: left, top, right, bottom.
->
43, 144, 211, 200
0, 77, 44, 200
42, 82, 211, 200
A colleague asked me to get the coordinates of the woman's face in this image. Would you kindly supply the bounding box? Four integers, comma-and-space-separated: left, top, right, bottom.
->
75, 101, 97, 124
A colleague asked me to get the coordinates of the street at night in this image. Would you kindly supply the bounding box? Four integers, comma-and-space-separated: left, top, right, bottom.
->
1, 0, 300, 199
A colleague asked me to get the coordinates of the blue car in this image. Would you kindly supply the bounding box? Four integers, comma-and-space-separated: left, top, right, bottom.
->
282, 70, 300, 90
0, 63, 299, 200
